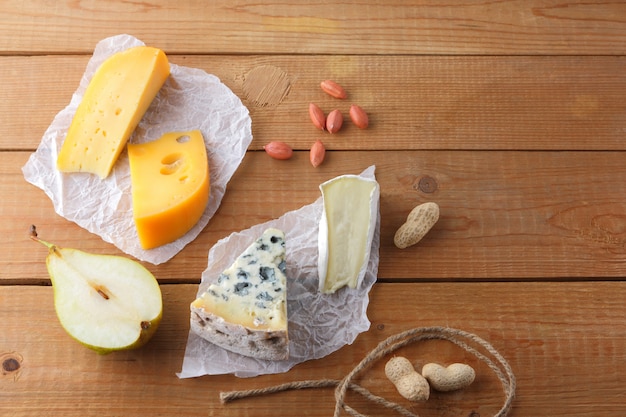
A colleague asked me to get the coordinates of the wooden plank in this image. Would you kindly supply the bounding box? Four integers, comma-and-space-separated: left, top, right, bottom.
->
2, 1, 626, 55
2, 55, 626, 152
2, 281, 625, 416
4, 149, 626, 284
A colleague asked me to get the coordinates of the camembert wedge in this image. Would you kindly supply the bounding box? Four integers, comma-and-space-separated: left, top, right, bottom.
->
190, 228, 289, 361
318, 174, 380, 294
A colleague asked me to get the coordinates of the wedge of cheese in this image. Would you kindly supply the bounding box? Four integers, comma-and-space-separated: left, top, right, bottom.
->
127, 130, 210, 250
318, 174, 380, 294
190, 228, 289, 361
57, 46, 170, 179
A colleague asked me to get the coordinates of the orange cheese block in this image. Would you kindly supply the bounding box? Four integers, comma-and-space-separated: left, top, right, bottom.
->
127, 130, 210, 250
57, 46, 170, 179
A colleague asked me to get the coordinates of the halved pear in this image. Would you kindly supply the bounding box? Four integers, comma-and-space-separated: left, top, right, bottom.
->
30, 228, 162, 354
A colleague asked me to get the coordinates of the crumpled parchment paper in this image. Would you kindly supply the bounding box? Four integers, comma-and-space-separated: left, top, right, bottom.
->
22, 34, 252, 265
178, 166, 379, 378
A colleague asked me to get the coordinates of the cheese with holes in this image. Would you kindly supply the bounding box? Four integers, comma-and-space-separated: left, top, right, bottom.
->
127, 130, 210, 250
318, 174, 380, 294
190, 228, 289, 360
57, 46, 170, 179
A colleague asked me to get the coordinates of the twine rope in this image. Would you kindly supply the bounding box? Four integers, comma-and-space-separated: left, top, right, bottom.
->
220, 326, 516, 417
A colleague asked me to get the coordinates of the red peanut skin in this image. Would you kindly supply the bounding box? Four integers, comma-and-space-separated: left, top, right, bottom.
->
326, 109, 343, 133
309, 140, 326, 167
320, 80, 347, 99
349, 104, 369, 129
309, 103, 326, 130
263, 141, 293, 160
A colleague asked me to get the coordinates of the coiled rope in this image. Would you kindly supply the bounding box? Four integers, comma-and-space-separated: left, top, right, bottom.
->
220, 326, 516, 417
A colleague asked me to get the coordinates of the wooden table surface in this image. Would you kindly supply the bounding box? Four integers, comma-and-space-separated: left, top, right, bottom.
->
2, 1, 626, 416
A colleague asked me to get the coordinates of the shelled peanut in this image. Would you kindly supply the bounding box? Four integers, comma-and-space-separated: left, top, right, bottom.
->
309, 140, 326, 168
326, 109, 343, 134
309, 79, 370, 134
320, 79, 347, 99
263, 141, 293, 160
306, 79, 371, 167
309, 103, 326, 131
349, 104, 369, 129
264, 78, 370, 166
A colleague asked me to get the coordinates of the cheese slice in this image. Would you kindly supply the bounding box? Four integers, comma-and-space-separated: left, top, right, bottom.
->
190, 228, 289, 360
318, 175, 380, 294
57, 46, 170, 179
127, 130, 210, 250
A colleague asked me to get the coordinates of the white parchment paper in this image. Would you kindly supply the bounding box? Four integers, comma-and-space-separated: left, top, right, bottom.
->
22, 34, 252, 264
178, 166, 379, 378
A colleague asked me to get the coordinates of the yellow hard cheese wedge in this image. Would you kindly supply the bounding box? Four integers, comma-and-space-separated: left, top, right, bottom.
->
317, 174, 380, 294
57, 46, 170, 179
128, 130, 210, 250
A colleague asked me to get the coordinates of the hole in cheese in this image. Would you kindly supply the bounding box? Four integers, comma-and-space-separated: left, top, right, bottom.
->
160, 153, 184, 175
176, 135, 191, 143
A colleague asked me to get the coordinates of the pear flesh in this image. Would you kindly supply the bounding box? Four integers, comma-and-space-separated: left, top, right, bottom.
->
34, 234, 162, 353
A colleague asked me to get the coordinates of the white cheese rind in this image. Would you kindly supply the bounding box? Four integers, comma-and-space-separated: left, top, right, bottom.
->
190, 228, 289, 360
317, 175, 380, 293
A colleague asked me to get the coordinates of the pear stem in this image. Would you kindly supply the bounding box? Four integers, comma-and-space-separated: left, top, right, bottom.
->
29, 225, 61, 256
29, 225, 113, 302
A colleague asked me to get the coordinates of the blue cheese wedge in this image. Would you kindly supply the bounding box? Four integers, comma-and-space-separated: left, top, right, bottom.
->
318, 174, 380, 294
190, 228, 289, 360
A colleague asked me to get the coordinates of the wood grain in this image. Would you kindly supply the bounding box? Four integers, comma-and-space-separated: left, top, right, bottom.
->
4, 149, 626, 284
3, 55, 626, 152
3, 2, 626, 415
2, 282, 625, 417
2, 1, 626, 55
